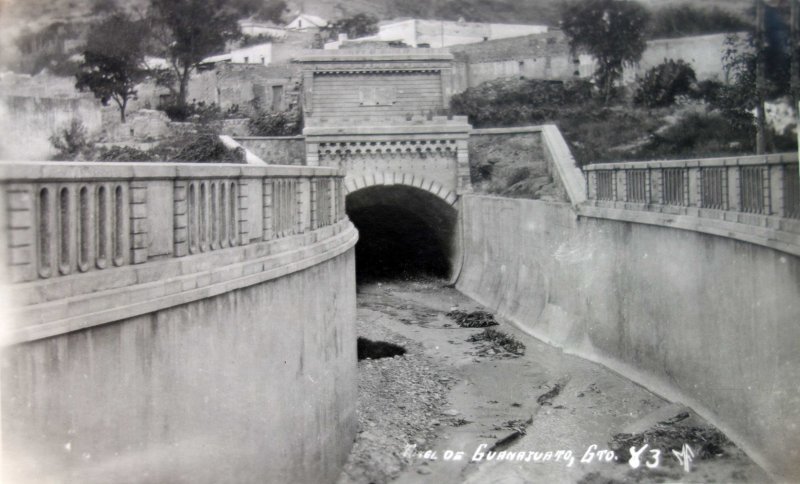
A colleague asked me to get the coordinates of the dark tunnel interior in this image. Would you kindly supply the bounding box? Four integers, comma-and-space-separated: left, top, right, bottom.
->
346, 185, 458, 283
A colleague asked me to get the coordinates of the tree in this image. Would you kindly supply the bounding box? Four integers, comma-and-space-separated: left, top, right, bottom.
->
148, 0, 243, 108
633, 60, 697, 108
561, 0, 650, 103
321, 13, 379, 41
790, 0, 800, 114
75, 13, 149, 123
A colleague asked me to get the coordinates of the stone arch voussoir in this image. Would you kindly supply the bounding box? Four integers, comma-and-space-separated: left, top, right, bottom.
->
345, 172, 458, 206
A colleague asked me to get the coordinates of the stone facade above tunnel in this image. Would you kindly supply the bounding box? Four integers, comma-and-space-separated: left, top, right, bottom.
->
295, 49, 473, 195
294, 48, 456, 124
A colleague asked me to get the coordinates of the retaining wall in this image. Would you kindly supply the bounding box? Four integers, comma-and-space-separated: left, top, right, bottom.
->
2, 249, 357, 483
456, 195, 800, 481
235, 136, 306, 165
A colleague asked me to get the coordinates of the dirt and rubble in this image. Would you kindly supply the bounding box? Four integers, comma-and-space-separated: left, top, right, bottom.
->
337, 279, 771, 484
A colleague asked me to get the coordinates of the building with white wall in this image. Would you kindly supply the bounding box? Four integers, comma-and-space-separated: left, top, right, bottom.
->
325, 19, 548, 49
203, 42, 274, 66
239, 19, 288, 39
286, 14, 327, 31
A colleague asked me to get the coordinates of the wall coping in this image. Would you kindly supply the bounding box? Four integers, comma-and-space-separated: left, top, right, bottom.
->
234, 135, 306, 141
304, 122, 471, 137
2, 220, 357, 345
578, 203, 800, 257
295, 49, 454, 62
583, 152, 797, 170
541, 124, 587, 207
470, 126, 544, 135
0, 161, 343, 181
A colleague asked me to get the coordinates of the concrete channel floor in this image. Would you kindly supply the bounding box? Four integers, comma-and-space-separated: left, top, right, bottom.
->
337, 279, 772, 484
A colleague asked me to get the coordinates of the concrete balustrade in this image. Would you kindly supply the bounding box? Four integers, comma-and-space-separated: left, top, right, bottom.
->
582, 153, 800, 256
0, 161, 352, 345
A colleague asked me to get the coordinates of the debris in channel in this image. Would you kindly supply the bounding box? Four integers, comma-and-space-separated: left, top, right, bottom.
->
467, 328, 526, 356
536, 382, 565, 406
446, 309, 499, 328
488, 416, 533, 452
610, 412, 733, 463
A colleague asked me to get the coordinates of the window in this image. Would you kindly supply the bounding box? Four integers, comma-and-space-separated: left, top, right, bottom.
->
271, 85, 283, 111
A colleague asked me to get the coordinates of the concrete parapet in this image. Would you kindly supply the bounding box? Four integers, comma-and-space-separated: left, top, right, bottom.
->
582, 152, 800, 256
0, 161, 350, 340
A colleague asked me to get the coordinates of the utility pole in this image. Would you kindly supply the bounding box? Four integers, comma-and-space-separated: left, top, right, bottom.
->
755, 0, 767, 154
791, 0, 800, 116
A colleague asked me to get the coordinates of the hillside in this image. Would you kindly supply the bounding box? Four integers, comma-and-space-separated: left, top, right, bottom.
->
0, 0, 753, 72
0, 0, 752, 30
304, 0, 752, 26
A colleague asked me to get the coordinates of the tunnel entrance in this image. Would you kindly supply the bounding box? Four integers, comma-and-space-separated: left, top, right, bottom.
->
346, 185, 458, 283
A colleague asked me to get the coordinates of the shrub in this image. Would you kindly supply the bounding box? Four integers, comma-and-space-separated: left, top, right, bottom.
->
94, 145, 156, 162
634, 60, 697, 108
50, 119, 93, 160
248, 106, 303, 136
171, 129, 243, 163
450, 78, 593, 128
162, 103, 193, 122
160, 101, 225, 123
638, 111, 756, 159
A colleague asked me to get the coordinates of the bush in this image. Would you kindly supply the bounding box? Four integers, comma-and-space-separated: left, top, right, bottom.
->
248, 107, 303, 136
166, 128, 244, 163
94, 145, 156, 162
450, 78, 593, 128
634, 60, 697, 108
162, 103, 193, 122
50, 119, 93, 160
160, 101, 225, 123
638, 111, 756, 159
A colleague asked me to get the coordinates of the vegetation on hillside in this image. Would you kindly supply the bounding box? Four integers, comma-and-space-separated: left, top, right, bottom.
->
450, 72, 795, 166
647, 5, 750, 39
49, 119, 244, 163
451, 0, 798, 165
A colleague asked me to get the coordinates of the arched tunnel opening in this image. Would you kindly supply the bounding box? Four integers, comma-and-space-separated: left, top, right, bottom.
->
346, 185, 458, 283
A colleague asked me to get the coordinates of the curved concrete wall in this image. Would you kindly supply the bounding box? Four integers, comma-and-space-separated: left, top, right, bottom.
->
2, 245, 357, 484
456, 195, 800, 481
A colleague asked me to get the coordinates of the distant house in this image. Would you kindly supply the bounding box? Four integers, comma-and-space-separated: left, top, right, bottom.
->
285, 13, 328, 31
202, 43, 274, 66
325, 19, 548, 49
238, 19, 287, 39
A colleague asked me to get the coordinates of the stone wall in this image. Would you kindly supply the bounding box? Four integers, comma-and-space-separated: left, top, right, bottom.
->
235, 136, 306, 165
623, 33, 735, 84
448, 32, 739, 92
132, 63, 302, 117
296, 49, 455, 125
456, 196, 800, 481
0, 95, 105, 160
451, 32, 577, 89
